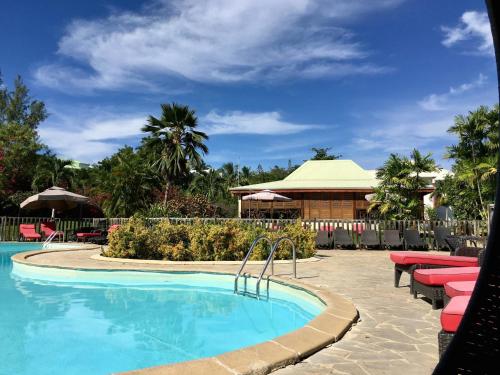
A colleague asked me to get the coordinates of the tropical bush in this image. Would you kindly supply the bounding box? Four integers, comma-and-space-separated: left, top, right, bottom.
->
106, 217, 158, 259
104, 218, 316, 261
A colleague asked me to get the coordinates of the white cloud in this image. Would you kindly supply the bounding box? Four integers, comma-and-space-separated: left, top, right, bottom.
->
348, 73, 497, 168
442, 11, 493, 54
34, 0, 402, 91
38, 110, 146, 162
418, 73, 487, 111
38, 107, 320, 162
202, 110, 321, 135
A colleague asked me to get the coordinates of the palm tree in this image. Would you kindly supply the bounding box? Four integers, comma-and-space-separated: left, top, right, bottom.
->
101, 147, 155, 217
369, 154, 412, 218
446, 105, 499, 219
370, 150, 438, 219
142, 103, 209, 206
220, 163, 238, 198
32, 157, 75, 191
189, 169, 225, 202
239, 166, 251, 186
411, 149, 437, 180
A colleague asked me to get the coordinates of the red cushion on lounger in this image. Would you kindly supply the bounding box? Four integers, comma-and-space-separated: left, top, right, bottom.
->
390, 252, 478, 267
444, 281, 476, 298
441, 296, 470, 333
413, 267, 479, 286
19, 224, 42, 239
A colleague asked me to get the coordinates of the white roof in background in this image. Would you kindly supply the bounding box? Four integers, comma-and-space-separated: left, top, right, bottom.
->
420, 169, 453, 181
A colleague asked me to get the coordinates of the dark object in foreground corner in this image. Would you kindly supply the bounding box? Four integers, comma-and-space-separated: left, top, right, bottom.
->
433, 1, 500, 373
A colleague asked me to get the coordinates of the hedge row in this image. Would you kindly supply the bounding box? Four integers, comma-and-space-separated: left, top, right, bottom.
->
103, 217, 316, 261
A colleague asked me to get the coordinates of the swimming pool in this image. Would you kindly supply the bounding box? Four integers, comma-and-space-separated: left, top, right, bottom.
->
1, 243, 325, 374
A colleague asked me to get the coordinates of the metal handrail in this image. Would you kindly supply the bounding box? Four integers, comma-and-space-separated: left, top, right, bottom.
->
234, 235, 273, 294
256, 237, 296, 298
42, 231, 58, 249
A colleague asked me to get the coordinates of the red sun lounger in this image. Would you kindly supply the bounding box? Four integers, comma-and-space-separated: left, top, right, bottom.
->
41, 222, 64, 241
412, 267, 479, 309
438, 295, 470, 357
108, 224, 120, 233
76, 228, 102, 242
19, 224, 42, 241
443, 280, 476, 305
390, 251, 479, 288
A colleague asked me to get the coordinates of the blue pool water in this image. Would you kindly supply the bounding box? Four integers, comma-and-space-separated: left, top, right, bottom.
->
0, 243, 324, 375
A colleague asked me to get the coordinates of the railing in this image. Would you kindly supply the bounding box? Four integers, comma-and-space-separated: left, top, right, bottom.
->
234, 235, 273, 295
42, 231, 58, 248
0, 216, 488, 248
234, 236, 296, 300
255, 237, 296, 298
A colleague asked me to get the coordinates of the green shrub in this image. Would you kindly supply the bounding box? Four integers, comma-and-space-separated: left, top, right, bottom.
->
105, 216, 159, 259
105, 219, 316, 261
159, 242, 192, 261
188, 221, 213, 260
275, 220, 316, 259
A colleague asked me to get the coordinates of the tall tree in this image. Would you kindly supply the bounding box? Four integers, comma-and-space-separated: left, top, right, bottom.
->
369, 150, 438, 219
0, 74, 47, 128
32, 157, 75, 191
310, 147, 341, 160
142, 103, 208, 206
189, 169, 225, 202
0, 123, 45, 194
445, 105, 499, 219
98, 147, 156, 217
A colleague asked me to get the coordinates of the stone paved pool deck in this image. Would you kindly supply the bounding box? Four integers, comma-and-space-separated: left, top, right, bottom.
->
14, 248, 440, 375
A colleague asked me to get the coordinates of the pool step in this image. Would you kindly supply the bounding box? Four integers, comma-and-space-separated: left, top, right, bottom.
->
234, 235, 296, 299
234, 273, 270, 300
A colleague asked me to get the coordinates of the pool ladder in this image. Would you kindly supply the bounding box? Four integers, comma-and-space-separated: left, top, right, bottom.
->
42, 231, 58, 249
234, 235, 296, 299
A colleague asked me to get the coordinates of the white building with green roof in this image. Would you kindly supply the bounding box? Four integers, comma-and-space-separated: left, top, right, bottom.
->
230, 160, 435, 219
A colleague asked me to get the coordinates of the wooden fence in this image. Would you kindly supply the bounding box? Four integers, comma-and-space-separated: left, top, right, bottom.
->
0, 216, 488, 249
0, 216, 106, 242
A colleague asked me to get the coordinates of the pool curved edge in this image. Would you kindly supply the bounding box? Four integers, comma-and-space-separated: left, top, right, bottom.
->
11, 248, 359, 375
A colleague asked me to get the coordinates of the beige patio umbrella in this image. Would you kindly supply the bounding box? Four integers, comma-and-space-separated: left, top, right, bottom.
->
242, 189, 291, 218
365, 193, 376, 202
20, 186, 90, 217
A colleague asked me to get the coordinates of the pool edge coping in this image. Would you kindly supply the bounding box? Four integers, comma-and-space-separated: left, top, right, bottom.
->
11, 248, 359, 375
92, 252, 321, 265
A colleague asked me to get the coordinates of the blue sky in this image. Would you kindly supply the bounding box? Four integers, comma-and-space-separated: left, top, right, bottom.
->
0, 0, 497, 170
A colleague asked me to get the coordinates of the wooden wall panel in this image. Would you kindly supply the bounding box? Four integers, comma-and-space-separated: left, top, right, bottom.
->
320, 192, 331, 218
332, 193, 342, 218
341, 193, 353, 219
237, 191, 372, 219
309, 192, 320, 219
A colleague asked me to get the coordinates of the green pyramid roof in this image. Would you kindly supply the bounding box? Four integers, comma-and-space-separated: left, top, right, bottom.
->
230, 160, 379, 192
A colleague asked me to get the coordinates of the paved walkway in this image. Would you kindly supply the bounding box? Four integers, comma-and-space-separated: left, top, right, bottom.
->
274, 251, 440, 375
22, 249, 440, 375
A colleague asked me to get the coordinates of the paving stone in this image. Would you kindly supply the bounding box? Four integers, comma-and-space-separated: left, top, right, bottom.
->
376, 341, 417, 352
